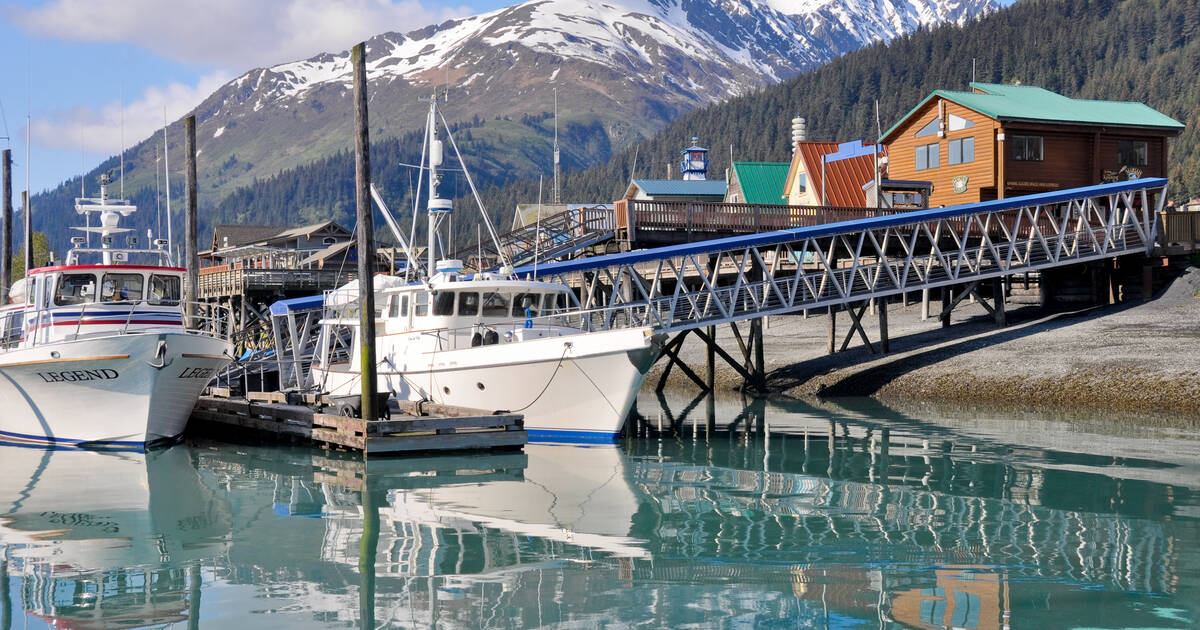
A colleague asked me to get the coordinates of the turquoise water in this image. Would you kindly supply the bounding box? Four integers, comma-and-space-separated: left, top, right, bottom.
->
2, 394, 1198, 628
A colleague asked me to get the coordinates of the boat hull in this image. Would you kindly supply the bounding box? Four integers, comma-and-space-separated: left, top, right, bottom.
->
0, 332, 232, 448
314, 328, 661, 442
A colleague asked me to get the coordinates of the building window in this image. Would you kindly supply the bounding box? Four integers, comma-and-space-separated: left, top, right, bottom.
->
915, 143, 940, 171
948, 136, 975, 165
1118, 139, 1148, 166
948, 114, 975, 131
1011, 135, 1043, 161
915, 118, 939, 138
797, 173, 806, 194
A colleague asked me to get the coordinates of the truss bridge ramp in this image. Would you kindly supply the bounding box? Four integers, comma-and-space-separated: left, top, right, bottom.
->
517, 178, 1168, 334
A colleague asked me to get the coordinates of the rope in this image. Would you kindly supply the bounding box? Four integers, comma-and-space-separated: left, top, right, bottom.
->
506, 345, 571, 413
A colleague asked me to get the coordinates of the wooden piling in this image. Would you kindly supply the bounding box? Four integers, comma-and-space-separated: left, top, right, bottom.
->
878, 296, 889, 353
940, 286, 951, 328
992, 276, 1006, 327
827, 305, 836, 354
705, 324, 716, 392
752, 318, 765, 390
183, 116, 199, 309
1, 149, 10, 295
352, 42, 379, 422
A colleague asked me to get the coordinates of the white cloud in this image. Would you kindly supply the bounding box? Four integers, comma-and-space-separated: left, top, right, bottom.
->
10, 0, 473, 71
29, 72, 232, 153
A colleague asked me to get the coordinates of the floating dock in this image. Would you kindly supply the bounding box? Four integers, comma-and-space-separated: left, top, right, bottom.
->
191, 396, 526, 454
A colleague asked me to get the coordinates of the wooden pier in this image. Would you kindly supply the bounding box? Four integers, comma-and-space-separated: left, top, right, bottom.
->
190, 396, 526, 454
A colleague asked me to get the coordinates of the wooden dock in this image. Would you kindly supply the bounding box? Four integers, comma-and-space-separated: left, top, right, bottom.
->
190, 396, 525, 454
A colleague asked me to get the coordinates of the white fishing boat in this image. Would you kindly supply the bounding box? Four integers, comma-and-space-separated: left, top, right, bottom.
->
0, 176, 233, 448
309, 96, 662, 442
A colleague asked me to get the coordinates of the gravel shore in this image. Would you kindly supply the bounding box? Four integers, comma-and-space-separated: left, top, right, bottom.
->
650, 265, 1200, 421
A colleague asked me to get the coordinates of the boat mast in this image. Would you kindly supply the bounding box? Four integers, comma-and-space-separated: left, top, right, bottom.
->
425, 95, 451, 273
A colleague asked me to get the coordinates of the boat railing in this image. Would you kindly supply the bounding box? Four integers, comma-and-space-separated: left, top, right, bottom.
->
0, 300, 234, 350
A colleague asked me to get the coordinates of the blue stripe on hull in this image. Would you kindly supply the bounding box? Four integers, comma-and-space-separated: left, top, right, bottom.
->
0, 427, 148, 450
526, 429, 619, 444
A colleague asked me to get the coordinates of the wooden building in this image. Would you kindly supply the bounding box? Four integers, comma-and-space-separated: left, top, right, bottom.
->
725, 161, 789, 205
881, 82, 1184, 207
782, 140, 884, 207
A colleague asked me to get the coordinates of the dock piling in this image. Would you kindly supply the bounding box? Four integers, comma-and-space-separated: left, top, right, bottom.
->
184, 116, 198, 311
352, 41, 379, 423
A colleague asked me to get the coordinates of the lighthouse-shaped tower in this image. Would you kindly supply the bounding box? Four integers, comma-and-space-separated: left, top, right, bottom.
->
679, 137, 709, 181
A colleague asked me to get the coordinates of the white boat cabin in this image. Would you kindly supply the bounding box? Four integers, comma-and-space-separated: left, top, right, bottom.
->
1, 264, 186, 349
379, 274, 576, 346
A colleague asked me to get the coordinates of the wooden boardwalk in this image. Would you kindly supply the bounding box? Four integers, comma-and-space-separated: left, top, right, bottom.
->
191, 396, 525, 454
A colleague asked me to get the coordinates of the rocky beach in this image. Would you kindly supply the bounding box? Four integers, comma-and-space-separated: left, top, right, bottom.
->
652, 265, 1200, 423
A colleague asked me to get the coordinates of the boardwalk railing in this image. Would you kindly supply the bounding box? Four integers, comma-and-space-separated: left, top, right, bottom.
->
522, 179, 1168, 333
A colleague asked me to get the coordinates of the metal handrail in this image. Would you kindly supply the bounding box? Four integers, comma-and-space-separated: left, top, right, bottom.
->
0, 299, 233, 350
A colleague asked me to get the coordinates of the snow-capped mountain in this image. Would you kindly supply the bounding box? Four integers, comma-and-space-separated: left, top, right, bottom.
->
89, 0, 1001, 211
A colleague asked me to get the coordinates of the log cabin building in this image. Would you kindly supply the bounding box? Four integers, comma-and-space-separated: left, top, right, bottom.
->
880, 83, 1184, 208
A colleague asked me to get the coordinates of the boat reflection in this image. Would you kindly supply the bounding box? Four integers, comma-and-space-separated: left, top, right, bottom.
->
0, 445, 230, 629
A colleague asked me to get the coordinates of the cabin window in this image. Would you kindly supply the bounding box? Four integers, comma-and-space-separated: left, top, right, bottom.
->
432, 292, 455, 316
322, 237, 337, 245
387, 296, 399, 318
915, 143, 940, 170
796, 173, 806, 194
148, 275, 181, 305
414, 292, 429, 317
513, 293, 541, 317
101, 273, 144, 302
457, 291, 480, 317
54, 273, 97, 306
542, 292, 567, 313
1011, 135, 1043, 161
400, 295, 409, 317
948, 136, 974, 165
915, 118, 939, 138
1117, 139, 1148, 167
481, 292, 509, 317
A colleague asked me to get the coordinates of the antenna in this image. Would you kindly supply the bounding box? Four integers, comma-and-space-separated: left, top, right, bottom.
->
82, 126, 90, 247
972, 57, 976, 84
552, 87, 560, 205
120, 82, 125, 198
163, 109, 173, 265
534, 175, 543, 278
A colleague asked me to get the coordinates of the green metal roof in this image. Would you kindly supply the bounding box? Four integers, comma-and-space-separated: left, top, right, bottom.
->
731, 162, 790, 205
881, 82, 1184, 141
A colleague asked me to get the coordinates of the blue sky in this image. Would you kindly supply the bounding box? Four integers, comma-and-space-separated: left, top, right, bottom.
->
0, 0, 510, 197
0, 0, 1018, 198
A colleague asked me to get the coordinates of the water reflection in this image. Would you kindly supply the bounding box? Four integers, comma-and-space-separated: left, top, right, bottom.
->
0, 393, 1196, 629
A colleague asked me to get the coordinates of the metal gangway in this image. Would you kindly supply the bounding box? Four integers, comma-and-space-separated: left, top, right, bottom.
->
265, 178, 1167, 391
516, 178, 1167, 333
455, 204, 615, 271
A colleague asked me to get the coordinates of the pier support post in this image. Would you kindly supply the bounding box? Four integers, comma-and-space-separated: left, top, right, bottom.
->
827, 305, 837, 354
752, 318, 765, 390
352, 42, 379, 422
705, 325, 716, 392
992, 276, 1006, 328
940, 286, 951, 328
1, 149, 10, 296
878, 296, 889, 354
184, 117, 198, 320
1141, 262, 1153, 302
921, 288, 929, 320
